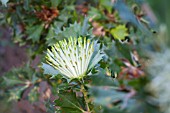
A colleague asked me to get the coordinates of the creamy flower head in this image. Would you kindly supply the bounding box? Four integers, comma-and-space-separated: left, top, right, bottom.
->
46, 37, 104, 79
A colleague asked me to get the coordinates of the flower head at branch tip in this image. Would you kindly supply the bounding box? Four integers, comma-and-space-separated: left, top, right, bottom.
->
45, 37, 104, 79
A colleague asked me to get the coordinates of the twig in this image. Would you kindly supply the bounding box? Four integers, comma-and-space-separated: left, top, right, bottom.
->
81, 84, 90, 113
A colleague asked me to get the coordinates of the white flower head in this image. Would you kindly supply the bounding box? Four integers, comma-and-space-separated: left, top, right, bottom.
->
46, 37, 104, 79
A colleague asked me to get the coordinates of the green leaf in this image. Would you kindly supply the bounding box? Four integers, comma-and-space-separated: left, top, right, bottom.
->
42, 63, 60, 77
0, 0, 9, 6
47, 19, 92, 46
27, 24, 44, 42
100, 0, 112, 13
47, 22, 80, 45
89, 86, 126, 107
90, 70, 116, 86
28, 87, 39, 103
105, 41, 132, 63
55, 90, 83, 113
81, 17, 91, 36
23, 0, 31, 10
51, 0, 62, 7
3, 76, 24, 86
62, 22, 81, 38
46, 26, 55, 40
57, 8, 72, 23
8, 85, 28, 101
88, 7, 102, 20
1, 63, 36, 87
110, 25, 128, 40
115, 41, 132, 61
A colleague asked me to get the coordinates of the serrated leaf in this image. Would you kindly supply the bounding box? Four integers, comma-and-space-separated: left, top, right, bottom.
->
105, 41, 132, 73
3, 76, 24, 86
27, 24, 44, 42
8, 85, 28, 101
100, 0, 112, 13
1, 63, 35, 87
88, 7, 102, 20
90, 70, 116, 86
89, 86, 126, 107
51, 0, 62, 7
28, 87, 39, 103
105, 41, 132, 60
58, 9, 72, 23
47, 19, 92, 46
47, 22, 80, 45
55, 90, 83, 113
46, 26, 55, 40
62, 23, 80, 38
110, 25, 128, 40
0, 0, 9, 6
115, 41, 132, 61
23, 0, 30, 10
81, 17, 90, 36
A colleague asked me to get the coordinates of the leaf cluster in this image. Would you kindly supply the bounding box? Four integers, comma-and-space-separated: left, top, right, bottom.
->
0, 0, 162, 113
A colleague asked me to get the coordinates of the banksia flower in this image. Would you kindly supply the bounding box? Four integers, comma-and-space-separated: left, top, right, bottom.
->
45, 37, 104, 79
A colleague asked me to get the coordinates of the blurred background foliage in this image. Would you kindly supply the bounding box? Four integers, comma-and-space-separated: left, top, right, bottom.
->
0, 0, 169, 113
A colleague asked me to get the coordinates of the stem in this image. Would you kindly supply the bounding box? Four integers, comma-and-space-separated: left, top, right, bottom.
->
81, 84, 90, 112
